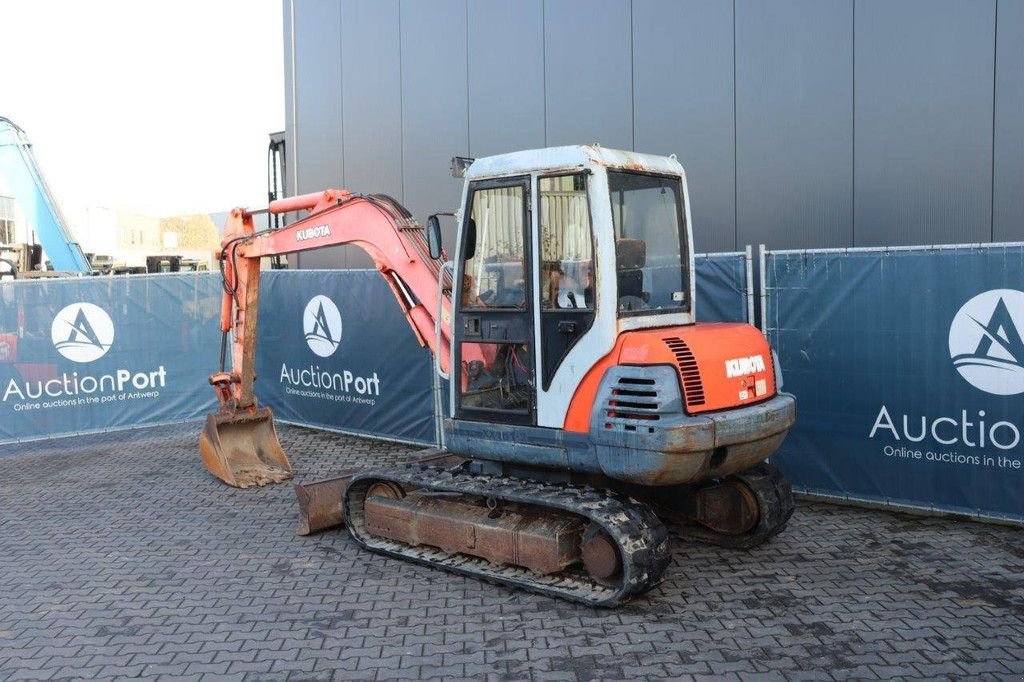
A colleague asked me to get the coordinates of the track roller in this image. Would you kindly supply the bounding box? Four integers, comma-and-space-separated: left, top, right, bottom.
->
664, 463, 795, 549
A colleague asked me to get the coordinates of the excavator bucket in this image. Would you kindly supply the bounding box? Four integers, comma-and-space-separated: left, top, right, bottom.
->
198, 407, 293, 488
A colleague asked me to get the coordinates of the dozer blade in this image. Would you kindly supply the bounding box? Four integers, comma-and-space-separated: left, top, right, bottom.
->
294, 450, 464, 535
198, 407, 293, 488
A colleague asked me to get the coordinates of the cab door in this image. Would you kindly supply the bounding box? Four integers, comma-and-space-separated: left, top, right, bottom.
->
454, 176, 536, 425
536, 172, 596, 391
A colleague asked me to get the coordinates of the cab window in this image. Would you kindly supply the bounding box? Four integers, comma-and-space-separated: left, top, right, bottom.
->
538, 173, 595, 389
608, 171, 689, 315
461, 185, 526, 309
540, 174, 594, 310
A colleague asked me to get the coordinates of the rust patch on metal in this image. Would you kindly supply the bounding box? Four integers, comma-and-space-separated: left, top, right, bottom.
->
198, 407, 292, 488
294, 452, 464, 535
693, 480, 759, 536
619, 160, 649, 172
366, 481, 406, 500
295, 475, 349, 536
706, 436, 784, 478
362, 494, 585, 575
581, 530, 621, 581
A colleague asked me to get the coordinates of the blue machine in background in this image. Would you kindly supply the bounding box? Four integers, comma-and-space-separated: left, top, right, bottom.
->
0, 116, 91, 273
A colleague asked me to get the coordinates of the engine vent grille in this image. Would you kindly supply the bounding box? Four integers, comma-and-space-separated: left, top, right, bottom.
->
662, 337, 706, 408
603, 375, 661, 433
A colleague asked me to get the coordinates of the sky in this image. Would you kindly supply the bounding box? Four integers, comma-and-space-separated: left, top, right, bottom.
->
0, 0, 284, 218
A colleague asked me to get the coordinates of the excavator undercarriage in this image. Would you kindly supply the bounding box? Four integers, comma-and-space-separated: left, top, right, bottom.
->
346, 464, 673, 606
290, 457, 793, 606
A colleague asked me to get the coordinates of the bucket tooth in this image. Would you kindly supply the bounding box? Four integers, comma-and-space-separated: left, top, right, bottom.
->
198, 407, 293, 488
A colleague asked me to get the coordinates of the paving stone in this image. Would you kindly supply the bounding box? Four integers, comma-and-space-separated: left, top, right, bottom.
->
1, 422, 1022, 681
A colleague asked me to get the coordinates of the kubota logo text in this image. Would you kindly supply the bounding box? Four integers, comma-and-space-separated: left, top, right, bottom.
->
51, 303, 114, 363
725, 354, 765, 378
296, 224, 331, 242
303, 295, 342, 357
948, 289, 1024, 396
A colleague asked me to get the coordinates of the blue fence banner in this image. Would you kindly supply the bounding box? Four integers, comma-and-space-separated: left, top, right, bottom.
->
254, 255, 751, 444
0, 274, 221, 445
694, 251, 750, 323
0, 254, 751, 451
764, 244, 1024, 523
254, 270, 437, 445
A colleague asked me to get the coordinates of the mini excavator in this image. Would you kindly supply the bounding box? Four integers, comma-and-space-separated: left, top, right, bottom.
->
199, 146, 796, 606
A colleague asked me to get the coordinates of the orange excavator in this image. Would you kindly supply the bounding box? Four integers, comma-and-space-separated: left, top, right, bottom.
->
200, 146, 796, 606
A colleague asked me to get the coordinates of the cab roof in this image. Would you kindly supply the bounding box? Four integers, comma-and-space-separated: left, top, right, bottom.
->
464, 145, 685, 181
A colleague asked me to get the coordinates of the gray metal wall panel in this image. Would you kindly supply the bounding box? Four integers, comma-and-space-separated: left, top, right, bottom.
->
291, 0, 344, 269
633, 0, 736, 253
283, 1, 294, 190
736, 0, 853, 251
283, 1, 299, 268
292, 0, 343, 194
994, 0, 1024, 242
341, 0, 403, 199
467, 0, 545, 158
854, 0, 996, 246
544, 0, 633, 150
328, 0, 404, 269
286, 0, 1017, 263
399, 0, 468, 254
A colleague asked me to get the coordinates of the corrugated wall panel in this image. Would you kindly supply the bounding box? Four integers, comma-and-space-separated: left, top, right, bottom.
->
736, 0, 853, 250
341, 0, 402, 201
292, 0, 343, 194
282, 0, 298, 269
467, 0, 545, 159
399, 0, 469, 253
330, 0, 404, 269
853, 0, 996, 246
993, 0, 1024, 242
285, 0, 1016, 263
633, 0, 736, 253
283, 0, 294, 190
544, 0, 633, 150
289, 0, 344, 268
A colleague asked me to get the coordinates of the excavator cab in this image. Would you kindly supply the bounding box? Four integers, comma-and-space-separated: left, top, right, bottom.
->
448, 156, 696, 430
440, 148, 791, 482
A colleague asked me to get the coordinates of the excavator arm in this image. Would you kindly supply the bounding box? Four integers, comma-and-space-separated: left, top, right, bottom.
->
215, 189, 452, 408
199, 189, 452, 488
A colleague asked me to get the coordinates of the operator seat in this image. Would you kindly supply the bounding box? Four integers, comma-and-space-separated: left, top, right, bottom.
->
616, 237, 648, 309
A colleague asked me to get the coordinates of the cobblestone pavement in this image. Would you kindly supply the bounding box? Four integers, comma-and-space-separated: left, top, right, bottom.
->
1, 423, 1023, 681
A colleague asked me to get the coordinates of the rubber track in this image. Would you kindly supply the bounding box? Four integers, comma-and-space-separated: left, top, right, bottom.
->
344, 464, 672, 607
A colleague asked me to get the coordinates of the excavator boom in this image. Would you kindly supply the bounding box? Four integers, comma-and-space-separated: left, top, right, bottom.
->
199, 189, 451, 487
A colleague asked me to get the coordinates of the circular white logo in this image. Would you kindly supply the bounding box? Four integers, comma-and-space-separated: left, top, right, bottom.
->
949, 289, 1024, 396
303, 295, 342, 357
51, 303, 115, 363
